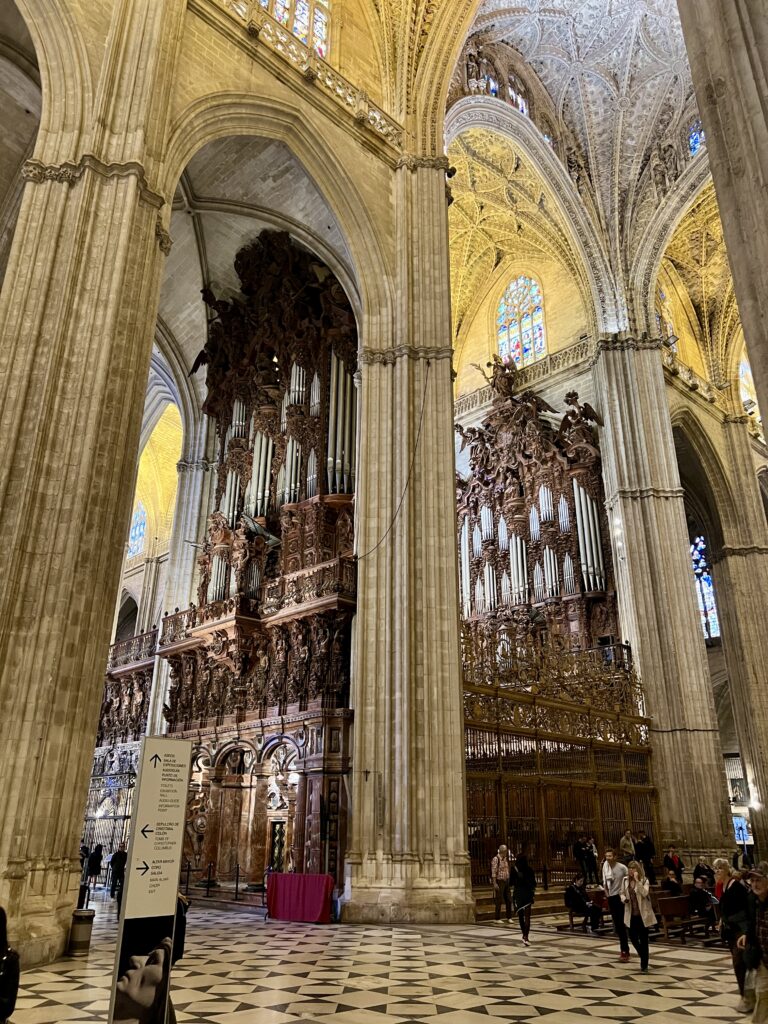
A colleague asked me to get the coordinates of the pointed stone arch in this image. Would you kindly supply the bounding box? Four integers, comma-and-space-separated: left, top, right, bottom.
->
445, 96, 621, 338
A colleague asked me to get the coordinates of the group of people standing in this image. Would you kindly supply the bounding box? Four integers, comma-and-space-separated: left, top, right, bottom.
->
80, 840, 128, 899
490, 845, 537, 945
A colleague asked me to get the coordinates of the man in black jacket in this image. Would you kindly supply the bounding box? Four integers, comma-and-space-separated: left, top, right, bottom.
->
635, 831, 656, 884
110, 843, 128, 899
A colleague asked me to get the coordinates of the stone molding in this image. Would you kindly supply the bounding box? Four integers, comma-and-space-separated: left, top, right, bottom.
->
176, 457, 215, 474
396, 154, 450, 172
360, 344, 454, 366
605, 486, 685, 506
717, 543, 768, 560
22, 155, 165, 208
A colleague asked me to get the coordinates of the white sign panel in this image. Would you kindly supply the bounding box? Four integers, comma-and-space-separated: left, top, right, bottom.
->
123, 737, 192, 920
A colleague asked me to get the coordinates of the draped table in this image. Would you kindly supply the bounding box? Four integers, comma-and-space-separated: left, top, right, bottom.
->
266, 872, 335, 923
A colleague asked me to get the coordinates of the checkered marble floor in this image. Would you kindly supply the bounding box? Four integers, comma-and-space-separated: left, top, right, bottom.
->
11, 890, 742, 1024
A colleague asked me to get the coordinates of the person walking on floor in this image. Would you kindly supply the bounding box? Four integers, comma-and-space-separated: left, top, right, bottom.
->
602, 846, 630, 962
87, 844, 103, 888
110, 842, 128, 899
512, 853, 537, 946
0, 908, 20, 1024
491, 844, 513, 925
714, 857, 753, 1014
620, 860, 655, 973
739, 862, 768, 1021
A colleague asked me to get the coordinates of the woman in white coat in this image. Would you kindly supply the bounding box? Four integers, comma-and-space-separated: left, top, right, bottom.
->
620, 860, 656, 972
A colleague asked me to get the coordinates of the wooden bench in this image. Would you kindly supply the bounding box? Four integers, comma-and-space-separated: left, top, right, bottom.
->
657, 895, 714, 942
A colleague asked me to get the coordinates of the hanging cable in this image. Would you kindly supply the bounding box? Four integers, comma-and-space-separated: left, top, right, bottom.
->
356, 359, 431, 562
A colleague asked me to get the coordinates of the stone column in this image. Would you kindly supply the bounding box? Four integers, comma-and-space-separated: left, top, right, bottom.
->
344, 160, 473, 923
677, 1, 768, 420
593, 336, 731, 849
711, 416, 768, 847
0, 0, 187, 964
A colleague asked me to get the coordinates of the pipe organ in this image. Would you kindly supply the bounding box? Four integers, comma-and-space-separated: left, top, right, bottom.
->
457, 357, 655, 886
155, 231, 358, 887
456, 362, 616, 645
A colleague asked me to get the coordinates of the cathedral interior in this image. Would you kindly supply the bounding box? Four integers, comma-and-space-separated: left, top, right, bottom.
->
1, 0, 768, 1019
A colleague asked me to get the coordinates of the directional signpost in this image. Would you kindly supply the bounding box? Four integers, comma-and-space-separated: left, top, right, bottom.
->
108, 736, 192, 1024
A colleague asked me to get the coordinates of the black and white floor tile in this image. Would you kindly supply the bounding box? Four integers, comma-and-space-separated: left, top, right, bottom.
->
11, 891, 741, 1023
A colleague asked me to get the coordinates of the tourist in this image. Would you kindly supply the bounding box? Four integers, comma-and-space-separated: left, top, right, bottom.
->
738, 863, 768, 1021
0, 908, 19, 1024
512, 853, 536, 946
663, 846, 684, 882
87, 843, 104, 887
110, 842, 128, 899
602, 847, 630, 962
490, 844, 513, 925
585, 837, 599, 884
573, 835, 589, 880
715, 857, 753, 1014
661, 869, 683, 896
565, 875, 602, 931
693, 857, 715, 887
619, 829, 636, 864
635, 831, 656, 885
688, 876, 715, 928
620, 860, 654, 973
79, 841, 90, 871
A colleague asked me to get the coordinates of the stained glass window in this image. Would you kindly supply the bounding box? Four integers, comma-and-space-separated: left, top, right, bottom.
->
497, 275, 547, 368
690, 535, 720, 639
262, 0, 330, 55
128, 502, 147, 559
740, 357, 759, 416
689, 119, 705, 157
507, 74, 529, 116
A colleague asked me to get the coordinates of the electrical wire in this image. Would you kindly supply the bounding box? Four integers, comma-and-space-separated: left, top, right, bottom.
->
356, 359, 431, 562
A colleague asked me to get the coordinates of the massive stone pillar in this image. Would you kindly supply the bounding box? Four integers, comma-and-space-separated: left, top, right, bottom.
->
0, 0, 186, 963
712, 416, 768, 848
593, 336, 731, 850
344, 160, 473, 923
677, 1, 768, 420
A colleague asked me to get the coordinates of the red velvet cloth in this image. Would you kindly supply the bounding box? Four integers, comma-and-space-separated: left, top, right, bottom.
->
267, 872, 335, 923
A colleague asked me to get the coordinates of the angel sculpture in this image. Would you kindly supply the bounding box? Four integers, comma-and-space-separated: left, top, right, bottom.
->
471, 352, 517, 400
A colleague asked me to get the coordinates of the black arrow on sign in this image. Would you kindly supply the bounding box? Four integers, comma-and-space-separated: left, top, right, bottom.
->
150, 754, 162, 767
140, 824, 154, 839
137, 861, 150, 876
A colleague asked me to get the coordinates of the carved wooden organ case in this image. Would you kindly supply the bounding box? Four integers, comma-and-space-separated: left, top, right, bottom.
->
157, 231, 357, 885
456, 359, 618, 649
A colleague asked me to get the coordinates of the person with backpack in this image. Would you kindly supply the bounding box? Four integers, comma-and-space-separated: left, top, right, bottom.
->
490, 844, 513, 925
0, 907, 20, 1024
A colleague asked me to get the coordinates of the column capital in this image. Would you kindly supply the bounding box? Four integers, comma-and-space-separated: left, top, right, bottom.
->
360, 344, 453, 366
395, 153, 450, 172
592, 333, 664, 360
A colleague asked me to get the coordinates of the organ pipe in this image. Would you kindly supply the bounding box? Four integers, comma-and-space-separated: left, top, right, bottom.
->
326, 351, 338, 492
460, 517, 471, 618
